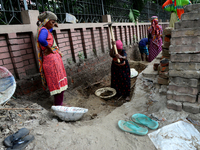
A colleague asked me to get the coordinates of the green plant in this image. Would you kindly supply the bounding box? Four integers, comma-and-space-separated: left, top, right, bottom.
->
129, 9, 140, 25
78, 52, 85, 61
93, 49, 97, 56
67, 58, 73, 65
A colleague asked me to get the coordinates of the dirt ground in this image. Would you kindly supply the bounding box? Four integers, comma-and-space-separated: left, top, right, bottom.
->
1, 60, 200, 150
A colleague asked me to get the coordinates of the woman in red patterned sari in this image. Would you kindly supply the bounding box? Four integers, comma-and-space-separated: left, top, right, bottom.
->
148, 16, 163, 62
36, 11, 68, 106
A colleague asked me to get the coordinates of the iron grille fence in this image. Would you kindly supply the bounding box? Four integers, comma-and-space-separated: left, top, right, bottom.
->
0, 0, 170, 25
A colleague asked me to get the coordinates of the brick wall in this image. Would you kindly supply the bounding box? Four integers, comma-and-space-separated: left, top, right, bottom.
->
0, 22, 168, 96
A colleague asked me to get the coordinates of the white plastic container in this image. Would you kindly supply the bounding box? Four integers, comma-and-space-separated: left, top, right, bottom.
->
130, 68, 138, 78
51, 106, 88, 121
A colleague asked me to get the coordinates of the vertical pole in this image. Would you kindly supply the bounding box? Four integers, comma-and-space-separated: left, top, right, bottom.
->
136, 19, 140, 42
23, 0, 28, 10
101, 0, 105, 15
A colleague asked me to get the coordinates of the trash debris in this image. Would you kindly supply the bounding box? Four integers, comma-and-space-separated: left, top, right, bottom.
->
186, 117, 200, 126
148, 120, 200, 150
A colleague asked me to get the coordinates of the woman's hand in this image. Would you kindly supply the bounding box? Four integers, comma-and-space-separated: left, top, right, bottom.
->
111, 40, 116, 46
115, 54, 123, 59
54, 22, 58, 27
44, 45, 54, 56
115, 61, 126, 66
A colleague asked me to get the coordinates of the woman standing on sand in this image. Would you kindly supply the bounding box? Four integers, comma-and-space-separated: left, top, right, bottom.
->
110, 40, 131, 101
148, 16, 163, 62
36, 11, 68, 106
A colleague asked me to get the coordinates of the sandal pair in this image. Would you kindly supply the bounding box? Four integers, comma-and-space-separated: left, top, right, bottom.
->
118, 113, 159, 135
3, 128, 34, 150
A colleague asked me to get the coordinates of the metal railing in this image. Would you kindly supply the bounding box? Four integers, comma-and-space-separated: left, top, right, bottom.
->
0, 0, 170, 25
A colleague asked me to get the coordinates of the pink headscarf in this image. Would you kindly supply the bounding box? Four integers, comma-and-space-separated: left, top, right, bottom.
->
116, 40, 123, 50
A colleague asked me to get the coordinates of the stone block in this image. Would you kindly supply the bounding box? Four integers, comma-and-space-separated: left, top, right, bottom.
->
169, 62, 200, 71
181, 13, 200, 21
167, 100, 182, 111
170, 54, 200, 63
183, 102, 199, 114
169, 70, 200, 79
163, 27, 173, 36
169, 44, 200, 54
157, 77, 169, 85
167, 92, 196, 103
172, 28, 200, 38
169, 77, 199, 87
184, 3, 200, 13
168, 85, 199, 95
159, 85, 168, 95
174, 20, 200, 29
171, 36, 200, 46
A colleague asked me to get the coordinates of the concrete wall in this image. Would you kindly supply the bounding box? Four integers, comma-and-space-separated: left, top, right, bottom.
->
0, 10, 169, 95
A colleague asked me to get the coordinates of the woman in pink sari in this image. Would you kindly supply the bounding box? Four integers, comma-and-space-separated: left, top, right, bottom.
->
148, 16, 163, 62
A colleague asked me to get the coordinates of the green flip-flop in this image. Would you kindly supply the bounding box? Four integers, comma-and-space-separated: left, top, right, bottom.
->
118, 120, 148, 135
131, 113, 159, 130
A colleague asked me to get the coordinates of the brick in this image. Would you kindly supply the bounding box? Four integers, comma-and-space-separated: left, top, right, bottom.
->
7, 33, 17, 39
0, 40, 7, 46
26, 48, 33, 54
3, 58, 12, 65
159, 71, 169, 79
163, 41, 170, 49
22, 54, 34, 60
169, 70, 200, 79
15, 62, 24, 68
0, 52, 10, 59
167, 100, 182, 111
57, 34, 64, 39
0, 35, 6, 40
10, 45, 20, 51
157, 77, 169, 85
162, 49, 170, 57
13, 51, 22, 57
3, 64, 14, 70
168, 85, 198, 95
0, 60, 3, 65
24, 38, 31, 43
183, 102, 199, 114
19, 43, 32, 49
167, 92, 196, 103
0, 46, 9, 52
9, 39, 19, 45
12, 57, 23, 63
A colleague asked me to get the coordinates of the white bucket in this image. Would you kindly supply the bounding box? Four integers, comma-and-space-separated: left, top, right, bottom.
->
51, 106, 88, 121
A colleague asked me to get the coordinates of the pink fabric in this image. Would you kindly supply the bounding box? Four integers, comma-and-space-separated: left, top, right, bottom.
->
116, 40, 123, 50
148, 39, 162, 62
